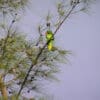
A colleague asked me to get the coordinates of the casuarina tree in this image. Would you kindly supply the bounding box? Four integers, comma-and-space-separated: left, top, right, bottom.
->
0, 0, 96, 100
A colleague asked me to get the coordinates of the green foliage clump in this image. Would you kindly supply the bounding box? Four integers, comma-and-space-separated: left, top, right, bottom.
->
0, 0, 29, 14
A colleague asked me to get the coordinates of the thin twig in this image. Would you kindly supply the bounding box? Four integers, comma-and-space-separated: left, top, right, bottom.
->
17, 3, 78, 97
1, 14, 17, 57
36, 25, 43, 46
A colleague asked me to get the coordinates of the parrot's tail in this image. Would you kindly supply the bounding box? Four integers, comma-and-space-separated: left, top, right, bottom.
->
47, 42, 53, 51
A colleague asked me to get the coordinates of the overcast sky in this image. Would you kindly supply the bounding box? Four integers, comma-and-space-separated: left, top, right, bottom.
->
19, 0, 100, 100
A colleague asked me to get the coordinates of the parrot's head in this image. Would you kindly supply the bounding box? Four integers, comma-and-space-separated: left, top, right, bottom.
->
45, 30, 52, 35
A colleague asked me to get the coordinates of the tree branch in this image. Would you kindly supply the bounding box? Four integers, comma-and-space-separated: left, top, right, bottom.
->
0, 74, 8, 100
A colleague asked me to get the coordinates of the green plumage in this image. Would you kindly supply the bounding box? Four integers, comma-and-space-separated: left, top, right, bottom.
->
46, 30, 54, 50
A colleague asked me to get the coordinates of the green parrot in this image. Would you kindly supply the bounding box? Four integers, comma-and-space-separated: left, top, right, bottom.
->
46, 30, 54, 51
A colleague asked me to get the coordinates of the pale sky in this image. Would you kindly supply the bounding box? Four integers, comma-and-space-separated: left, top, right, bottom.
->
19, 0, 100, 100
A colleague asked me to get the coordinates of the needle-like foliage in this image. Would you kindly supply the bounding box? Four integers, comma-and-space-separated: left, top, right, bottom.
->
0, 0, 97, 100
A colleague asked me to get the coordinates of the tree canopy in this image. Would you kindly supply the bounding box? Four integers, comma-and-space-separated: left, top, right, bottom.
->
0, 0, 96, 100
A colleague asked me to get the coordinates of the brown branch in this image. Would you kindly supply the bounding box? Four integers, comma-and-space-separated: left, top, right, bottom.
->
17, 3, 78, 98
0, 74, 8, 100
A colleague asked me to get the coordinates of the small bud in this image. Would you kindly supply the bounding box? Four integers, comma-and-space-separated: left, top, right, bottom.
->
12, 20, 15, 23
27, 90, 30, 93
9, 91, 12, 94
46, 22, 50, 27
15, 13, 17, 16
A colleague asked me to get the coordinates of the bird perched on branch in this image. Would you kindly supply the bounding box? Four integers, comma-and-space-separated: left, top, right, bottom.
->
45, 22, 54, 51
